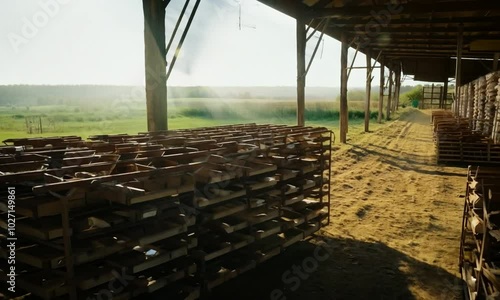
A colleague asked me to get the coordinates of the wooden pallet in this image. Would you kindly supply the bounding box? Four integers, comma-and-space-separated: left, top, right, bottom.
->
0, 124, 332, 300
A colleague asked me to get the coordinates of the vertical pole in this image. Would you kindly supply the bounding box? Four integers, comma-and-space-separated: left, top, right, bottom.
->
431, 83, 435, 108
395, 68, 401, 111
61, 191, 77, 300
340, 32, 348, 143
494, 53, 500, 71
378, 58, 385, 123
143, 0, 168, 131
442, 79, 448, 109
296, 17, 306, 126
365, 51, 372, 132
455, 24, 464, 117
386, 69, 393, 120
39, 116, 43, 134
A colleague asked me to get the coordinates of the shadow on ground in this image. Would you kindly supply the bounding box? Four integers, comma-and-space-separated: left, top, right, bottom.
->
205, 236, 463, 300
350, 144, 467, 178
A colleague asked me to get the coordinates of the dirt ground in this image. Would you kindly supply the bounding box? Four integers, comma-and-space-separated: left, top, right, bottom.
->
205, 109, 467, 300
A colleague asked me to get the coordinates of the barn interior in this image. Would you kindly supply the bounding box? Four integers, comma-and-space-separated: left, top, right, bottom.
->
2, 0, 500, 299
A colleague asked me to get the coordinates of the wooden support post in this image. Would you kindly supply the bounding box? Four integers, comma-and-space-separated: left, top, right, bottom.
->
455, 24, 463, 117
386, 69, 393, 120
59, 190, 77, 300
392, 69, 397, 111
378, 58, 385, 123
431, 83, 435, 108
296, 17, 306, 126
340, 32, 348, 143
39, 116, 43, 134
395, 68, 401, 111
365, 51, 372, 132
494, 53, 500, 71
442, 79, 448, 109
143, 0, 168, 131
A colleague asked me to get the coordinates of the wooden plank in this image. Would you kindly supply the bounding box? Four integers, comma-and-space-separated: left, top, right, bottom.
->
142, 0, 167, 131
340, 31, 348, 143
365, 50, 372, 132
387, 69, 393, 120
296, 16, 306, 126
379, 58, 385, 123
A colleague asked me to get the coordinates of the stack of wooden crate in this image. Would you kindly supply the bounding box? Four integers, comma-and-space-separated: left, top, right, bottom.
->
0, 124, 332, 300
432, 111, 500, 164
460, 166, 500, 299
468, 82, 476, 127
484, 72, 499, 137
492, 77, 500, 144
474, 77, 487, 133
460, 84, 469, 118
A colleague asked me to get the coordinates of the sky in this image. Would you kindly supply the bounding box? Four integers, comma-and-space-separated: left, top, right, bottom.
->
0, 0, 421, 87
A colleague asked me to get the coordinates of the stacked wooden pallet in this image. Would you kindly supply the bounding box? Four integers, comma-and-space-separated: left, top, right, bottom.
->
468, 82, 476, 127
460, 166, 500, 299
484, 72, 499, 137
492, 77, 500, 144
0, 124, 332, 300
432, 110, 455, 131
460, 84, 469, 118
432, 112, 500, 164
474, 77, 487, 133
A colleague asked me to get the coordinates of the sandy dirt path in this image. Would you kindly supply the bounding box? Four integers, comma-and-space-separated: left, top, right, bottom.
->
206, 109, 467, 300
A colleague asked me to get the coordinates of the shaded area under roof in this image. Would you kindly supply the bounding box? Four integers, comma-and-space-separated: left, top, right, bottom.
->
257, 0, 500, 83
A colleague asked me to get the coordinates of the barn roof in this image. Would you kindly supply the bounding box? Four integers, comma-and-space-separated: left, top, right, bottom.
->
257, 0, 500, 83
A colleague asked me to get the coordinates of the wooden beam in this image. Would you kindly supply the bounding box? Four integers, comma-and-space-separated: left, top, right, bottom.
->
143, 0, 168, 131
372, 48, 492, 54
394, 68, 401, 111
305, 19, 330, 76
365, 50, 372, 133
348, 66, 380, 70
372, 45, 460, 51
307, 2, 500, 18
347, 45, 359, 80
165, 0, 190, 55
384, 53, 492, 59
296, 17, 306, 127
470, 40, 500, 52
326, 16, 500, 26
59, 190, 79, 300
442, 79, 449, 109
350, 33, 500, 41
344, 26, 500, 34
378, 58, 384, 124
494, 53, 500, 71
386, 69, 393, 120
368, 39, 462, 45
340, 32, 348, 143
166, 0, 201, 80
455, 24, 464, 116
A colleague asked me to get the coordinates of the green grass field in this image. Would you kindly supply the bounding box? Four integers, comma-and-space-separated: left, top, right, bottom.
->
0, 98, 402, 142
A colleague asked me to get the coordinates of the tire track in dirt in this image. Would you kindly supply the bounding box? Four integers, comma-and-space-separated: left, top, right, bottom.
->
321, 109, 466, 299
210, 109, 466, 300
